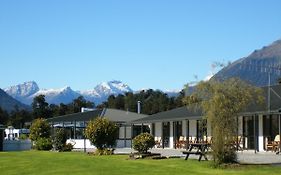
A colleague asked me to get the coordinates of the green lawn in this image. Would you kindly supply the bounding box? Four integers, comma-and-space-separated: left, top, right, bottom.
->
0, 151, 281, 175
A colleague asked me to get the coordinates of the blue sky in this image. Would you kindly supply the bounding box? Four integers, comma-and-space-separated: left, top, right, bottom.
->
1, 0, 280, 91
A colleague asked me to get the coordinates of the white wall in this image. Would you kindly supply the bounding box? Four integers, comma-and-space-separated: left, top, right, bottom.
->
189, 120, 197, 137
169, 122, 174, 148
67, 139, 96, 149
119, 127, 125, 138
125, 126, 132, 139
67, 139, 132, 149
258, 115, 264, 151
155, 122, 162, 138
182, 120, 187, 137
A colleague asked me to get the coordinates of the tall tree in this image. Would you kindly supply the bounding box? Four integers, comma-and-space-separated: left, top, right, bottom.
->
32, 95, 51, 119
70, 96, 94, 113
183, 78, 263, 165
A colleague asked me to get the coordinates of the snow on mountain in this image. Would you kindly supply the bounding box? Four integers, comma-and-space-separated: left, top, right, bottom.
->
4, 81, 39, 104
81, 80, 133, 104
5, 80, 134, 105
4, 80, 178, 106
29, 86, 81, 105
94, 80, 133, 96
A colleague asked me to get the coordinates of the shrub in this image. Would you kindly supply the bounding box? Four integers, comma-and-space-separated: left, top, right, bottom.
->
29, 118, 51, 141
29, 118, 52, 150
35, 138, 53, 150
132, 133, 155, 154
53, 128, 67, 151
85, 117, 119, 154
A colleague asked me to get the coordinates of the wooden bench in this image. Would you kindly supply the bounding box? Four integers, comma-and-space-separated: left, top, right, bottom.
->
182, 143, 210, 161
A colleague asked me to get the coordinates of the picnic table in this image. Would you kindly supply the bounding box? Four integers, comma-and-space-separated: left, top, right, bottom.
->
182, 143, 211, 161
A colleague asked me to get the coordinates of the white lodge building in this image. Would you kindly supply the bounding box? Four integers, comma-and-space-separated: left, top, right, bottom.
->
47, 85, 281, 152
132, 85, 281, 152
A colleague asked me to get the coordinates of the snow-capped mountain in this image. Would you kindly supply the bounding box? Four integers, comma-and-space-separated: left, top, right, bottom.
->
4, 81, 39, 104
80, 80, 133, 104
5, 80, 134, 105
29, 86, 81, 105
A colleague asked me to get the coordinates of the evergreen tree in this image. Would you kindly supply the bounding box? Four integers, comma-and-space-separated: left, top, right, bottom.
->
70, 96, 94, 113
32, 95, 51, 119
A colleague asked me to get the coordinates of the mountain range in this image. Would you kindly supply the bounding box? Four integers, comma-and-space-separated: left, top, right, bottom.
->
3, 80, 180, 106
1, 38, 281, 112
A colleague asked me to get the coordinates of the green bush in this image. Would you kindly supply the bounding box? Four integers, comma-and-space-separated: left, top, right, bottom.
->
53, 128, 67, 151
132, 133, 155, 154
35, 138, 53, 150
85, 117, 119, 154
29, 118, 51, 141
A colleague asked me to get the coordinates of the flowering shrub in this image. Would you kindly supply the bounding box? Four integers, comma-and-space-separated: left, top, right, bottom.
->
85, 117, 118, 154
132, 133, 155, 154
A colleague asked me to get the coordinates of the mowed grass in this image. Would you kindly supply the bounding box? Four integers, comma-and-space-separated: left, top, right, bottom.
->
0, 151, 281, 175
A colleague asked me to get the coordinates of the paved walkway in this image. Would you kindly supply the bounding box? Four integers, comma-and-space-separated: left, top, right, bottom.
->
113, 148, 281, 165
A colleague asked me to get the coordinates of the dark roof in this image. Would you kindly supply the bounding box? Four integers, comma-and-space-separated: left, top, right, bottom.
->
102, 108, 148, 123
47, 108, 147, 124
131, 106, 203, 123
47, 109, 102, 123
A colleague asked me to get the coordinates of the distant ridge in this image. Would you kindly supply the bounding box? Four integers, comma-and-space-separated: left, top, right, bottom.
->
212, 39, 281, 86
0, 88, 31, 112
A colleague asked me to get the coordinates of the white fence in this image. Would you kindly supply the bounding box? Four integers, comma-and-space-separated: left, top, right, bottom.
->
3, 140, 32, 151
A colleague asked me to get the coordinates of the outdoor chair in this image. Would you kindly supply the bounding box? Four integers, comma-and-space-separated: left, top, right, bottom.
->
232, 136, 243, 151
155, 137, 162, 148
203, 136, 213, 144
267, 135, 280, 152
176, 136, 186, 149
190, 136, 197, 144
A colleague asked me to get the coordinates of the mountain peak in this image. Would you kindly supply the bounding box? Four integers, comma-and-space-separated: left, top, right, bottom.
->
94, 80, 133, 94
5, 81, 39, 98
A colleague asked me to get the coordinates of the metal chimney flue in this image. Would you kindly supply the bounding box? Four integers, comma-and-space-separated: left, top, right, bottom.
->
137, 101, 141, 114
